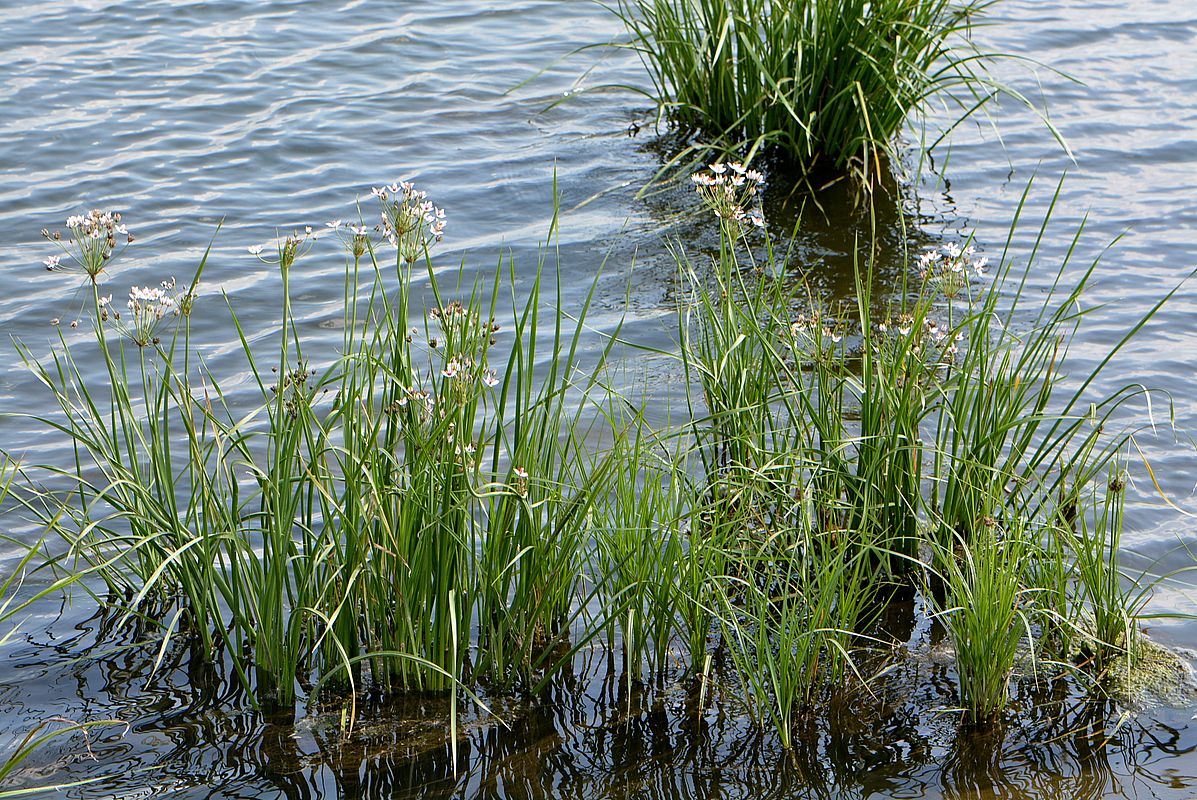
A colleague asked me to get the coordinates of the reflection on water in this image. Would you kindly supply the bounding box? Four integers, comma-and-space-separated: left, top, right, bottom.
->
4, 602, 1197, 799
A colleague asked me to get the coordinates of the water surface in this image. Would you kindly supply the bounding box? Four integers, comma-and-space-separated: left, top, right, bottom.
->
2, 0, 1197, 797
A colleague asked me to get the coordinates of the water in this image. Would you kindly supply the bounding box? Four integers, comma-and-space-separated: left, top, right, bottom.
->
2, 0, 1197, 796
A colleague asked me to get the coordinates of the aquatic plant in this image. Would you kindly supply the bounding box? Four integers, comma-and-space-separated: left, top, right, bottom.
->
1037, 464, 1165, 683
610, 0, 1001, 183
671, 171, 1182, 729
0, 717, 125, 797
0, 170, 1185, 753
5, 186, 607, 710
591, 406, 690, 683
934, 521, 1034, 722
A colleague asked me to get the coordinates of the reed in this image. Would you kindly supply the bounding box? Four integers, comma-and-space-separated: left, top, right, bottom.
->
591, 404, 691, 682
0, 170, 1184, 744
1061, 466, 1150, 678
714, 520, 875, 747
473, 249, 619, 690
4, 186, 613, 709
611, 0, 995, 182
934, 521, 1033, 722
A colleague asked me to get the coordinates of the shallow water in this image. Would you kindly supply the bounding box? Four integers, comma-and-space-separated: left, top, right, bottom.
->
2, 0, 1197, 797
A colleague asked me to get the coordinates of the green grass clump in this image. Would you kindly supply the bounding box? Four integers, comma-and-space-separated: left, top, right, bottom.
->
0, 170, 1186, 749
612, 0, 993, 183
671, 167, 1182, 728
5, 188, 613, 713
935, 522, 1033, 723
1034, 464, 1167, 683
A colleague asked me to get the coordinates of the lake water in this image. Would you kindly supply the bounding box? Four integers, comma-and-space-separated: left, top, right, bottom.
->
2, 0, 1197, 797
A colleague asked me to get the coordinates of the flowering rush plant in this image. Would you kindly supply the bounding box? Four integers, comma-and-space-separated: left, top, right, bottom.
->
371, 180, 447, 263
917, 242, 988, 301
40, 209, 134, 284
111, 277, 197, 347
691, 162, 766, 228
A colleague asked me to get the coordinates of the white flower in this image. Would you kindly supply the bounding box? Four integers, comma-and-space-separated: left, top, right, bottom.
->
43, 255, 61, 269
248, 244, 264, 256
326, 219, 343, 229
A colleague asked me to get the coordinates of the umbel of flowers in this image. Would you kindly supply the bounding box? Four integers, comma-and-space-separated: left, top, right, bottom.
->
691, 161, 765, 227
41, 209, 134, 284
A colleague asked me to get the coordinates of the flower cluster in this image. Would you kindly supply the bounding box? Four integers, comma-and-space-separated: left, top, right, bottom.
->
111, 277, 196, 347
691, 162, 766, 228
381, 297, 505, 469
372, 181, 446, 263
247, 227, 319, 271
511, 466, 529, 497
916, 242, 988, 300
269, 362, 319, 419
386, 385, 436, 418
876, 314, 965, 365
325, 219, 372, 258
786, 310, 845, 354
876, 314, 915, 337
41, 209, 134, 283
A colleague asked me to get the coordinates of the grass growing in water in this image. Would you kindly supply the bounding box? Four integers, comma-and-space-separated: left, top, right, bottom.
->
0, 171, 1188, 749
611, 0, 1012, 184
935, 522, 1033, 723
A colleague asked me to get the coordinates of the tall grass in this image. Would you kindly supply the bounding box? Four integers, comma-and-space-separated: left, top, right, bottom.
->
934, 521, 1033, 723
0, 171, 1184, 747
671, 167, 1181, 730
592, 405, 689, 682
1034, 464, 1162, 681
611, 0, 999, 182
715, 519, 877, 747
4, 187, 614, 711
473, 250, 619, 690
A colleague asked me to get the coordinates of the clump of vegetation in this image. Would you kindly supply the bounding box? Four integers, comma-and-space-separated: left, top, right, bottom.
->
0, 171, 1185, 749
611, 0, 1003, 184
